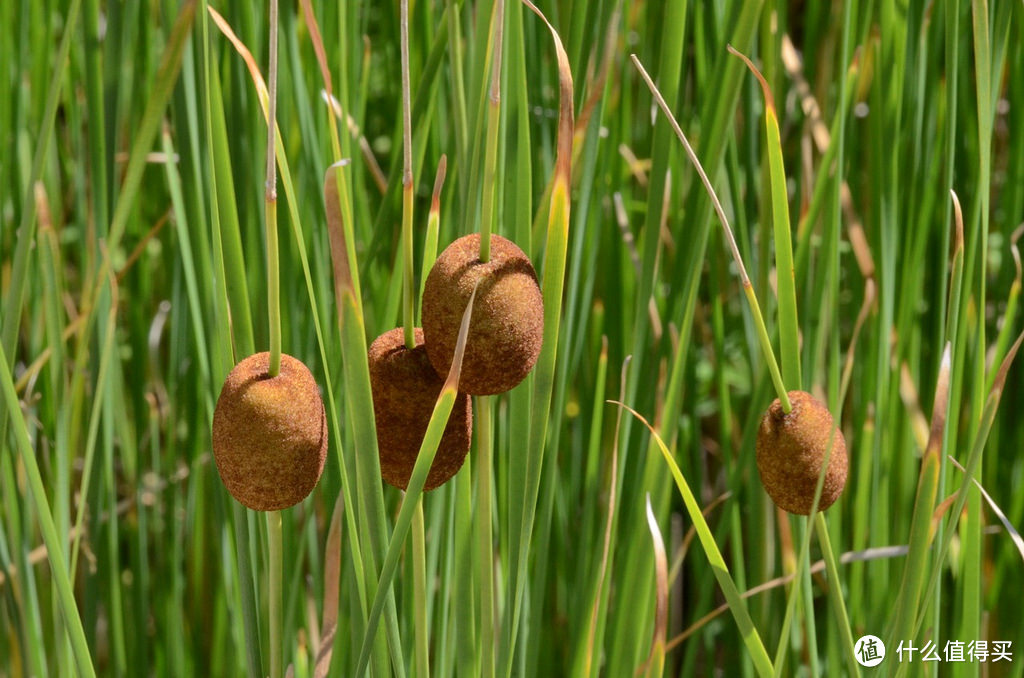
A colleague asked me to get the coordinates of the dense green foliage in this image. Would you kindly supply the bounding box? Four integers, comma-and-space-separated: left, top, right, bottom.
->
2, 0, 1023, 676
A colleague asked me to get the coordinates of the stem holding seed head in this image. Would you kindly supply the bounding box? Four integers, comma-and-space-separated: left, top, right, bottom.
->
265, 0, 281, 377
478, 0, 505, 263
264, 4, 284, 677
630, 53, 791, 412
400, 0, 416, 349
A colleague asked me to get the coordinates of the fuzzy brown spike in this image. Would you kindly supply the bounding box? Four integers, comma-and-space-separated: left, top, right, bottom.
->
422, 234, 543, 395
369, 327, 473, 490
212, 352, 327, 511
755, 390, 848, 515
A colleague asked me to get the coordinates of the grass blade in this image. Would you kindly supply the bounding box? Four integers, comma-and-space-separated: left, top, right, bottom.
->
891, 345, 952, 654
354, 284, 479, 676
910, 329, 1024, 648
640, 494, 668, 678
502, 3, 574, 673
610, 402, 774, 678
727, 46, 801, 392
0, 345, 96, 678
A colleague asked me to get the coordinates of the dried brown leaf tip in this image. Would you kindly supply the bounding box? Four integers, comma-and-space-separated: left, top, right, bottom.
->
368, 327, 472, 490
755, 390, 848, 515
212, 352, 327, 511
422, 233, 543, 395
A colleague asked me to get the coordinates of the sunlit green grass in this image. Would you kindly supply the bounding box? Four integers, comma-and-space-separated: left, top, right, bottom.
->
2, 1, 1023, 677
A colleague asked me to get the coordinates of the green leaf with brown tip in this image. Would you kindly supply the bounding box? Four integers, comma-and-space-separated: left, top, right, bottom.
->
641, 494, 668, 678
907, 328, 1024, 652
729, 46, 801, 393
891, 344, 951, 667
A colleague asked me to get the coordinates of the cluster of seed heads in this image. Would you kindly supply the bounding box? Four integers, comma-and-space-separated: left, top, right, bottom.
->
369, 232, 544, 491
208, 253, 845, 512
209, 233, 543, 507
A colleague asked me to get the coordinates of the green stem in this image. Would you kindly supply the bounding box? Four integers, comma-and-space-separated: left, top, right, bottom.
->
400, 0, 416, 348
476, 395, 496, 678
403, 184, 416, 348
478, 0, 505, 262
267, 510, 283, 678
265, 0, 281, 376
814, 513, 859, 677
743, 284, 791, 412
798, 522, 819, 678
413, 499, 430, 678
266, 198, 282, 376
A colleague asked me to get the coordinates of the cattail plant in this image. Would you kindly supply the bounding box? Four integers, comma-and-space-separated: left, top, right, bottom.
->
422, 232, 543, 395
367, 0, 472, 491
211, 351, 327, 511
420, 0, 544, 398
755, 390, 848, 515
208, 4, 323, 678
369, 327, 472, 490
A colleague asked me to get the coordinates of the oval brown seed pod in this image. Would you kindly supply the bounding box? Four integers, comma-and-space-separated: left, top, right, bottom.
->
369, 327, 472, 491
422, 233, 543, 395
755, 390, 848, 515
212, 352, 327, 511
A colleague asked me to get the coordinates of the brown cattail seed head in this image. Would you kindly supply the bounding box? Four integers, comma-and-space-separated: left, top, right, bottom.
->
755, 390, 848, 515
212, 352, 327, 511
369, 327, 472, 490
422, 233, 543, 395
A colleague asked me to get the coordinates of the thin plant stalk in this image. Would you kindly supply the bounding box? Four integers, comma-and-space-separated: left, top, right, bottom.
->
813, 513, 858, 677
478, 0, 505, 262
400, 0, 416, 348
476, 395, 496, 678
264, 3, 283, 676
267, 510, 283, 678
266, 194, 281, 377
412, 500, 430, 678
264, 0, 281, 377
